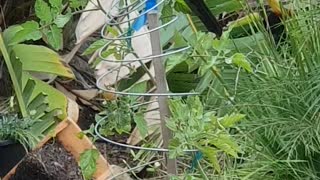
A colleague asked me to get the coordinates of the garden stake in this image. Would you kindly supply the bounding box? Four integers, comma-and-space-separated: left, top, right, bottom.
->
147, 10, 178, 176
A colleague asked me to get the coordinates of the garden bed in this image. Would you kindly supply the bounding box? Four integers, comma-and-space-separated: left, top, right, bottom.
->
11, 140, 83, 180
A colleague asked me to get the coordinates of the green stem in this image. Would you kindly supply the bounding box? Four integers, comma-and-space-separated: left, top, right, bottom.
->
0, 32, 28, 117
197, 158, 209, 180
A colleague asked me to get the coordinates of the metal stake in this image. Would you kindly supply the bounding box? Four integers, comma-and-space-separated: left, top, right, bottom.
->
147, 10, 178, 176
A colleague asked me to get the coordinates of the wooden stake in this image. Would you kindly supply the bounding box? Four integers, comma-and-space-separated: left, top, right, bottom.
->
147, 11, 177, 176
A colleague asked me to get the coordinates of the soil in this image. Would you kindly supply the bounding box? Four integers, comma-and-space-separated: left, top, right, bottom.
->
11, 140, 83, 180
78, 106, 97, 130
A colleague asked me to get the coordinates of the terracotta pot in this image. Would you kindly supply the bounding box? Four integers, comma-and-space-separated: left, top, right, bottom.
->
3, 99, 110, 180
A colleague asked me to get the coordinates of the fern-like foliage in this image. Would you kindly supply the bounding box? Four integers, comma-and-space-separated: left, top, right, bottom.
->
0, 115, 39, 149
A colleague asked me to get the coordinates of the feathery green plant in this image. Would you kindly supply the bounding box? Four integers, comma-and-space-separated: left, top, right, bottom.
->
219, 1, 320, 179
0, 115, 39, 149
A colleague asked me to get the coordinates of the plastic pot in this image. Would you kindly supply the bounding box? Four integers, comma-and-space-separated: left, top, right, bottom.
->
0, 140, 26, 177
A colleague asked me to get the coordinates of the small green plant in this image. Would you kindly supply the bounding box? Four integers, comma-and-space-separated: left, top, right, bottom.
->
97, 96, 147, 137
13, 0, 88, 50
0, 115, 39, 149
97, 97, 133, 136
167, 96, 244, 174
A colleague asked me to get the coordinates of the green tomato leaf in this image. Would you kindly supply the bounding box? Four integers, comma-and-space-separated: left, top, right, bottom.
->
79, 149, 99, 180
106, 26, 119, 37
10, 21, 42, 45
133, 112, 148, 138
35, 0, 53, 23
49, 0, 62, 11
231, 53, 253, 73
54, 13, 72, 28
82, 39, 108, 55
45, 25, 63, 50
69, 0, 88, 8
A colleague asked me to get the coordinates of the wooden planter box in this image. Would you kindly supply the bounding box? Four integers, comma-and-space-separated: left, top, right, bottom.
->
3, 100, 110, 180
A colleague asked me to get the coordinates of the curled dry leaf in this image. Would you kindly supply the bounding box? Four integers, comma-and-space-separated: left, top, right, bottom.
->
75, 0, 118, 44
72, 89, 100, 107
72, 89, 99, 100
55, 82, 77, 101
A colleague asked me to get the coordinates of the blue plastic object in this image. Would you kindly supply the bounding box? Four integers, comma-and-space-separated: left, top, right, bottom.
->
190, 151, 203, 171
132, 0, 157, 31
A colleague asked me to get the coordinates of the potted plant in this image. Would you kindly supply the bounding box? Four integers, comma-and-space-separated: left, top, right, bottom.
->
0, 22, 74, 177
2, 99, 110, 180
0, 115, 40, 176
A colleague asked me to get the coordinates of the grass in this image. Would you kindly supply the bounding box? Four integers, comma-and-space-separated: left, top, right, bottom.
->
217, 1, 320, 179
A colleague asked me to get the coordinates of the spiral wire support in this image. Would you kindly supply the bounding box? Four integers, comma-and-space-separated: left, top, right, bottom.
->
94, 0, 200, 178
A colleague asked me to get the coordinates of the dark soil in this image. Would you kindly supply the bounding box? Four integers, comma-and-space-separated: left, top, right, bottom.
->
11, 140, 83, 180
95, 137, 133, 167
78, 106, 97, 130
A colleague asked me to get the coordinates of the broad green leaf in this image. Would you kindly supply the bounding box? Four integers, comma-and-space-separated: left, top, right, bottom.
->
82, 39, 108, 55
35, 0, 53, 23
22, 73, 68, 119
220, 113, 245, 128
45, 25, 63, 50
174, 0, 192, 14
161, 1, 173, 24
79, 149, 99, 180
0, 32, 69, 150
231, 53, 253, 73
195, 71, 214, 93
10, 21, 42, 45
54, 13, 72, 28
166, 54, 188, 72
69, 0, 88, 8
3, 25, 23, 45
12, 44, 74, 78
0, 33, 27, 117
126, 81, 147, 93
49, 0, 62, 10
133, 112, 148, 138
206, 0, 243, 15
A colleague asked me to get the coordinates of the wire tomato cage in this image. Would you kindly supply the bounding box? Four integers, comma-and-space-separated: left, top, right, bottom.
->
94, 0, 200, 178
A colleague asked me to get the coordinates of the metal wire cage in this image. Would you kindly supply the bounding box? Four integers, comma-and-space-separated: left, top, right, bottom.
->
94, 0, 200, 178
